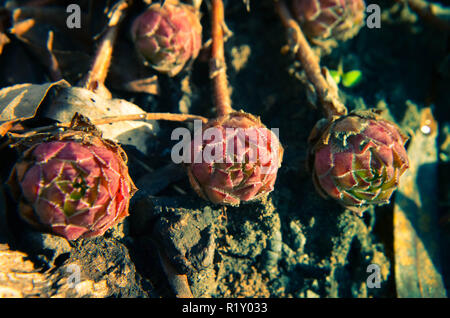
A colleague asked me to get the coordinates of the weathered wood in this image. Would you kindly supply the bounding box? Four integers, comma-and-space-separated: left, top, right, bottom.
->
394, 107, 447, 298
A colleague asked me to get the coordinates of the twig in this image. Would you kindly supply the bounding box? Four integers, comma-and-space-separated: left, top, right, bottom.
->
8, 112, 209, 137
0, 9, 10, 55
210, 0, 233, 117
158, 250, 194, 298
396, 0, 450, 32
274, 0, 347, 120
81, 0, 129, 93
191, 0, 203, 11
45, 30, 62, 81
89, 112, 208, 125
243, 0, 251, 12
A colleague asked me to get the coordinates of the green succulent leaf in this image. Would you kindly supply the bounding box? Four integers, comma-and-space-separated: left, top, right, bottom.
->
329, 70, 341, 84
342, 70, 362, 87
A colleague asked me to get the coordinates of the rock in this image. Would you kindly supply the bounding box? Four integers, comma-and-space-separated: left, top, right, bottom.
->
289, 221, 306, 252
0, 244, 50, 297
306, 290, 320, 298
19, 231, 72, 268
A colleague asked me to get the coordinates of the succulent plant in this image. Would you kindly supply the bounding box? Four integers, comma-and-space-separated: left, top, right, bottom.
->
308, 110, 409, 215
7, 120, 137, 240
130, 0, 202, 76
291, 0, 366, 41
187, 111, 284, 206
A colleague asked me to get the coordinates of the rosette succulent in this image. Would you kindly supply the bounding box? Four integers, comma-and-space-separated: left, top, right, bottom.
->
7, 126, 137, 240
308, 111, 409, 215
131, 0, 202, 76
291, 0, 366, 41
187, 111, 284, 206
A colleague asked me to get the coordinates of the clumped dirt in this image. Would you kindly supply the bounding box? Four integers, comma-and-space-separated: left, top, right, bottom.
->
0, 0, 449, 298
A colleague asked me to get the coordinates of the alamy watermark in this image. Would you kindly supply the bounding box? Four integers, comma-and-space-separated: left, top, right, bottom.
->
170, 120, 281, 172
366, 264, 381, 288
366, 4, 381, 29
66, 4, 81, 29
65, 4, 382, 30
66, 264, 81, 288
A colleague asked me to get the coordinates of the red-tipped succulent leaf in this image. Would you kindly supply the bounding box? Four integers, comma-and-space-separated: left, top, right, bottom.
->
309, 111, 409, 215
187, 112, 284, 206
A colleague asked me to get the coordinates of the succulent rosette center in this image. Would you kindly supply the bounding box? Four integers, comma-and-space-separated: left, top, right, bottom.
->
187, 112, 284, 206
8, 135, 136, 240
309, 111, 409, 214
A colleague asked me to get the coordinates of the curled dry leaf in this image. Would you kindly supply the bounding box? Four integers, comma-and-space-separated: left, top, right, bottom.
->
42, 86, 158, 155
0, 80, 157, 154
0, 80, 70, 136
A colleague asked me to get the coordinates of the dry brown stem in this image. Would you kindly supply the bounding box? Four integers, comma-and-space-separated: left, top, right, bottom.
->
81, 0, 129, 94
158, 250, 194, 298
210, 0, 233, 117
274, 0, 347, 120
8, 112, 208, 138
396, 0, 450, 32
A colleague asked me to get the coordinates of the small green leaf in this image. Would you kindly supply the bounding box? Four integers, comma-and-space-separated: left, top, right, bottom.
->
70, 191, 83, 201
342, 70, 362, 87
329, 70, 341, 84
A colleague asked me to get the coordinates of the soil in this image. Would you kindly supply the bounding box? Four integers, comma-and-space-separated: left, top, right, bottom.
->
0, 0, 449, 298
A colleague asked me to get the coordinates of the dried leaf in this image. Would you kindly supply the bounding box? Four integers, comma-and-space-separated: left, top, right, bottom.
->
42, 86, 158, 154
0, 80, 69, 136
394, 107, 447, 297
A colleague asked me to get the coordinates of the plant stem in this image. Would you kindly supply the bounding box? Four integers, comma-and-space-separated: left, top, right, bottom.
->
89, 112, 209, 125
81, 0, 129, 94
158, 250, 194, 298
9, 112, 208, 137
274, 0, 347, 120
396, 0, 450, 32
191, 0, 203, 10
45, 30, 62, 81
210, 0, 233, 117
